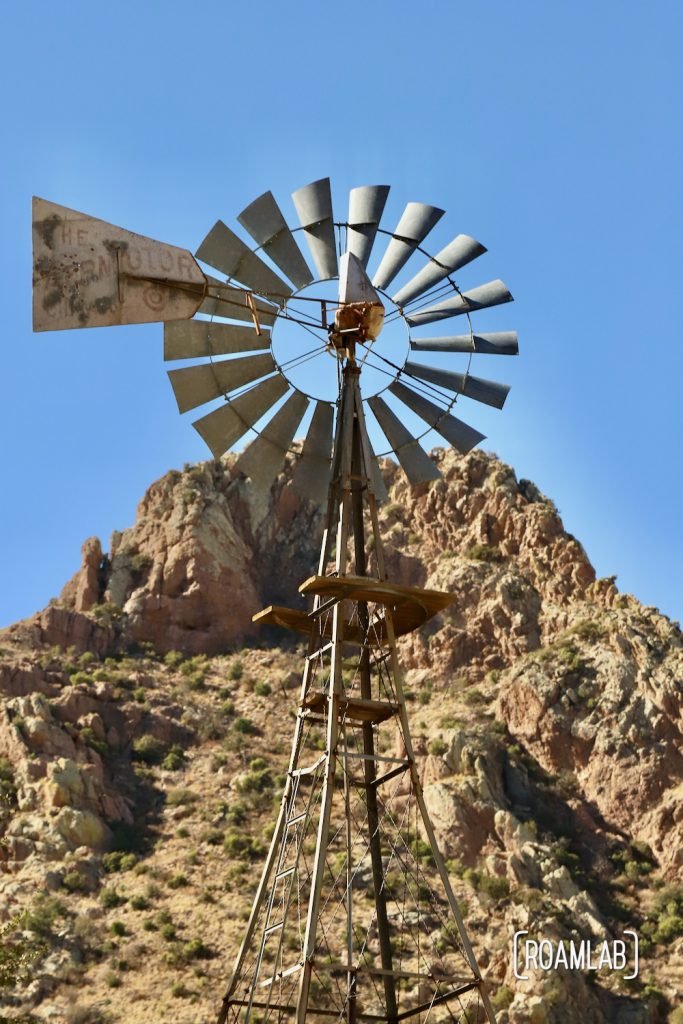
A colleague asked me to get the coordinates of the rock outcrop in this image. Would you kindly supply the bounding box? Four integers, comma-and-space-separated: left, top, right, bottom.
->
0, 449, 680, 1023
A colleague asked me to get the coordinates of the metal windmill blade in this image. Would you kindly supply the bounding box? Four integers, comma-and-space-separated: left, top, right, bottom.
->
291, 177, 337, 280
346, 185, 390, 268
392, 234, 487, 307
237, 191, 313, 290
405, 279, 513, 327
411, 331, 518, 355
372, 201, 444, 291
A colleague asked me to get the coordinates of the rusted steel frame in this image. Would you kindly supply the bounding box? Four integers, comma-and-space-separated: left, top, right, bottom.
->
350, 375, 398, 1024
295, 368, 354, 1024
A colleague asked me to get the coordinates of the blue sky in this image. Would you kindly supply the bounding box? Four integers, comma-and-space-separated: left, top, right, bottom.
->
1, 0, 681, 627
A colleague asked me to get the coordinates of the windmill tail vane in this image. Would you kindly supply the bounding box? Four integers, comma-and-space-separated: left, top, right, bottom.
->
32, 177, 518, 1023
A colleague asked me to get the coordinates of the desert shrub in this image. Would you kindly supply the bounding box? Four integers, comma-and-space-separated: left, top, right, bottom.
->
102, 851, 137, 873
79, 727, 109, 757
649, 885, 683, 943
161, 745, 186, 772
465, 544, 503, 563
105, 973, 122, 988
201, 828, 224, 846
492, 985, 514, 1009
79, 652, 97, 667
167, 788, 198, 807
0, 758, 17, 810
0, 915, 43, 988
100, 888, 127, 909
167, 873, 188, 890
109, 921, 126, 937
225, 802, 247, 826
236, 759, 273, 796
163, 650, 184, 668
427, 738, 448, 757
220, 700, 235, 718
61, 871, 89, 893
24, 896, 65, 937
479, 873, 510, 900
254, 680, 271, 697
172, 981, 191, 998
555, 843, 583, 878
130, 553, 152, 577
160, 923, 177, 941
227, 659, 243, 681
183, 937, 211, 960
70, 671, 91, 686
224, 830, 266, 861
132, 687, 148, 704
233, 716, 256, 735
569, 619, 607, 642
131, 735, 167, 765
129, 895, 149, 911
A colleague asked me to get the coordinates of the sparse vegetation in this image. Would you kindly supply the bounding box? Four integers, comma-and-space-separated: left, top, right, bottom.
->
465, 543, 504, 563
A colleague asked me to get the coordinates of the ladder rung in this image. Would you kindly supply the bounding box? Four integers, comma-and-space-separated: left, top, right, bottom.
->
286, 811, 308, 828
264, 922, 283, 936
259, 962, 303, 988
307, 642, 333, 660
275, 866, 296, 881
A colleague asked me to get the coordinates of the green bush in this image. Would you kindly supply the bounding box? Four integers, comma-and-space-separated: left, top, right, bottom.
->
167, 873, 188, 890
0, 915, 42, 990
168, 787, 198, 808
129, 895, 149, 911
183, 937, 212, 960
164, 650, 185, 668
0, 758, 17, 809
224, 831, 266, 861
160, 923, 177, 941
233, 716, 256, 735
24, 896, 65, 937
100, 888, 127, 909
227, 659, 243, 681
466, 544, 503, 563
61, 871, 89, 893
110, 921, 126, 937
161, 745, 186, 771
132, 735, 166, 765
427, 738, 448, 757
79, 727, 109, 756
479, 873, 510, 900
201, 828, 224, 846
102, 851, 137, 873
236, 759, 273, 796
254, 680, 271, 697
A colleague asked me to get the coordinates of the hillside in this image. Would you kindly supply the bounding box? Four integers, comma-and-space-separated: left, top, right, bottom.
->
0, 449, 681, 1023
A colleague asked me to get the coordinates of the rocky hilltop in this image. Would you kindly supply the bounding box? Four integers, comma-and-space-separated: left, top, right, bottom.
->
0, 449, 681, 1023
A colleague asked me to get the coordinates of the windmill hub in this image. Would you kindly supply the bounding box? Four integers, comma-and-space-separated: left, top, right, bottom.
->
329, 298, 385, 355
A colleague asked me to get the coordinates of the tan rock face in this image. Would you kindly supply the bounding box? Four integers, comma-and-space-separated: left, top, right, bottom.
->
0, 448, 680, 1023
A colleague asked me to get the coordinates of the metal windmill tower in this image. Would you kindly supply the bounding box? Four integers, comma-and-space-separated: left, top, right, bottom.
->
32, 178, 518, 1024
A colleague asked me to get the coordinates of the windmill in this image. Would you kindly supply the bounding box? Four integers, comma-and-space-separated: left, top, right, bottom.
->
32, 178, 518, 1023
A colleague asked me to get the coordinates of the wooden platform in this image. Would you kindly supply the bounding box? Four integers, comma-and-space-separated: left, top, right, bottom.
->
252, 575, 455, 642
301, 691, 396, 723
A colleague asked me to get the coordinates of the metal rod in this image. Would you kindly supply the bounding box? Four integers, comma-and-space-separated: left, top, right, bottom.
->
350, 375, 398, 1024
